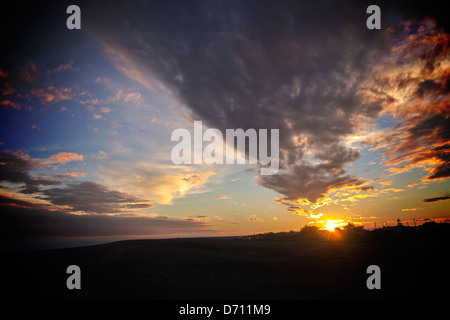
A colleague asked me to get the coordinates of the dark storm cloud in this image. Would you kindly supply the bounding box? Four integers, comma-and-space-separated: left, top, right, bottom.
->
261, 163, 364, 203
0, 195, 212, 240
42, 181, 154, 214
0, 150, 153, 214
0, 151, 60, 193
0, 151, 35, 184
422, 193, 450, 203
355, 186, 376, 192
83, 0, 395, 203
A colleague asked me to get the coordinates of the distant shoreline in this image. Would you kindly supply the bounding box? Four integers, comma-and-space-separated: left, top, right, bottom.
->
3, 235, 246, 251
4, 221, 449, 252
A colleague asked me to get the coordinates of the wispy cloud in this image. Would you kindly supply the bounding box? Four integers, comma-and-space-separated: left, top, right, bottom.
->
0, 99, 21, 110
102, 46, 157, 92
401, 207, 423, 211
90, 150, 109, 159
47, 60, 79, 74
216, 195, 231, 200
54, 172, 86, 179
38, 152, 84, 166
31, 86, 74, 104
99, 161, 216, 205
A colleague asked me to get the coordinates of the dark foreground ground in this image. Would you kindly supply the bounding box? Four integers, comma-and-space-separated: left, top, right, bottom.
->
1, 233, 448, 300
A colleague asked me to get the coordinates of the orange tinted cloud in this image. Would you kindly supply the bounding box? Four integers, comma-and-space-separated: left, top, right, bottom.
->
286, 205, 313, 217
363, 19, 450, 183
0, 99, 21, 110
341, 194, 376, 202
401, 207, 422, 212
39, 152, 84, 166
216, 195, 231, 199
31, 86, 73, 104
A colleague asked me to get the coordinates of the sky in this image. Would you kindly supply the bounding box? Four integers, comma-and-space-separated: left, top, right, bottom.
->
1, 0, 449, 242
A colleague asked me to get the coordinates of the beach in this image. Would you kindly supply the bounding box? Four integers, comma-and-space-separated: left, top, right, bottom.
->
2, 236, 447, 300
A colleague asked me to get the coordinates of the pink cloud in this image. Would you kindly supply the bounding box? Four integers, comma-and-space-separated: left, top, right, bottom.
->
38, 152, 84, 166
31, 86, 73, 104
47, 60, 79, 74
0, 100, 21, 110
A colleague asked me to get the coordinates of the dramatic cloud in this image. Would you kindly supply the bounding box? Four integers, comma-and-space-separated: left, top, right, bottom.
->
84, 1, 394, 206
1, 1, 449, 242
363, 19, 450, 182
260, 162, 364, 203
4, 1, 442, 218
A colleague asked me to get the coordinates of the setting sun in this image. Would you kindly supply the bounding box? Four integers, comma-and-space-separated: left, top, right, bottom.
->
324, 220, 339, 231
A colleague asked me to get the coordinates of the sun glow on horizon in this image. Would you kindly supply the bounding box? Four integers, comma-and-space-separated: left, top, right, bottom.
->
324, 220, 342, 232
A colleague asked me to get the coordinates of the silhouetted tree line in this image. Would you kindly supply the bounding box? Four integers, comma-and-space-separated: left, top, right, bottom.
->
245, 221, 450, 242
